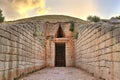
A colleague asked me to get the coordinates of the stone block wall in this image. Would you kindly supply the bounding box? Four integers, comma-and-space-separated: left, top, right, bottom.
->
0, 22, 46, 80
75, 22, 120, 80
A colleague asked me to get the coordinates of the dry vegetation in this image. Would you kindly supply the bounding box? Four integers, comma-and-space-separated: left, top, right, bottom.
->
6, 15, 87, 24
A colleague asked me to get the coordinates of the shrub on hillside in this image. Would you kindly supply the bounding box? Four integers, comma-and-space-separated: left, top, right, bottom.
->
87, 16, 100, 22
0, 9, 5, 22
115, 16, 120, 19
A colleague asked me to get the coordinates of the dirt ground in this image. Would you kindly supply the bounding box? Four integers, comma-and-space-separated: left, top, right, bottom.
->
19, 67, 97, 80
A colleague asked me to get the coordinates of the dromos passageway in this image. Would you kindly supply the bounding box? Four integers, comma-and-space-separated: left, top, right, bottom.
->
0, 15, 120, 80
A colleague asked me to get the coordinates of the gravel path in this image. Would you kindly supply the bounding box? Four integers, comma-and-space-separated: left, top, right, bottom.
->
19, 67, 97, 80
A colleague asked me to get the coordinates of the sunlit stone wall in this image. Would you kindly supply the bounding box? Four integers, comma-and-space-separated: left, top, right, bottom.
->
0, 21, 46, 80
75, 22, 120, 80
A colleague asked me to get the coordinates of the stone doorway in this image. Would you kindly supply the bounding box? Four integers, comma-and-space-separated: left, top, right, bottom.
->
46, 22, 75, 67
55, 43, 66, 67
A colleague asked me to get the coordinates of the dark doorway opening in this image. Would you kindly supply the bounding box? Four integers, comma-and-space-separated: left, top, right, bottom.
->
55, 43, 66, 67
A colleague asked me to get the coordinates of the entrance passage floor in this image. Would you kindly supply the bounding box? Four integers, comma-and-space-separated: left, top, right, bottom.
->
20, 67, 96, 80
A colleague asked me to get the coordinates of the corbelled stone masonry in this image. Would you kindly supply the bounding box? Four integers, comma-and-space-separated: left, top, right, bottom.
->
75, 22, 120, 80
0, 21, 46, 80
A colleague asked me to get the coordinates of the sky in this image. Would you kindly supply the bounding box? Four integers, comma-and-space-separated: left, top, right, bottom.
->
0, 0, 120, 21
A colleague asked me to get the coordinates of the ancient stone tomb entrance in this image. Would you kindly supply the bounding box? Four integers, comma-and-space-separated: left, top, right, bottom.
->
46, 22, 75, 67
55, 43, 66, 67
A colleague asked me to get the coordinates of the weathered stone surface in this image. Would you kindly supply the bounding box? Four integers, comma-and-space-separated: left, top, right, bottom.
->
0, 22, 46, 80
20, 67, 97, 80
75, 22, 120, 80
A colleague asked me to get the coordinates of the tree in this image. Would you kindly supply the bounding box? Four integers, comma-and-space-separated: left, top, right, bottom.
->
87, 15, 100, 22
0, 9, 5, 22
115, 16, 120, 19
